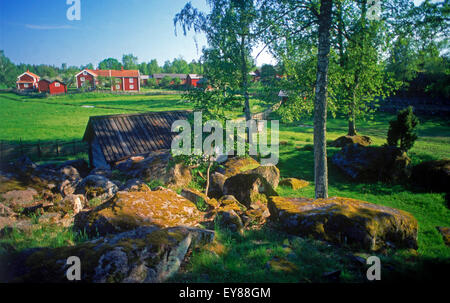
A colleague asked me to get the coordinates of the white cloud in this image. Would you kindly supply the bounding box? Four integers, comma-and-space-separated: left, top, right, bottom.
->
25, 24, 76, 30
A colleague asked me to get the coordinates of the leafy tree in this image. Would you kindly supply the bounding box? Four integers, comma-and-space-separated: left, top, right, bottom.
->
174, 0, 261, 123
387, 106, 419, 153
122, 54, 138, 70
159, 76, 173, 88
98, 58, 122, 70
147, 59, 161, 75
260, 64, 277, 85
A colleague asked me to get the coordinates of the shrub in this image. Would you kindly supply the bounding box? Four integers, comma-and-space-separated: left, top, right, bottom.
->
387, 106, 419, 152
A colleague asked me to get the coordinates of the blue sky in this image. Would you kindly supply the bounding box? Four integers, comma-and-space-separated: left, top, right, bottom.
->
0, 0, 428, 68
0, 0, 210, 67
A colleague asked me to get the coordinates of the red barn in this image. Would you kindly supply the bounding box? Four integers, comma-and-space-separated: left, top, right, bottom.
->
49, 80, 67, 95
16, 70, 40, 91
38, 79, 67, 95
76, 68, 140, 92
186, 74, 203, 87
38, 79, 51, 93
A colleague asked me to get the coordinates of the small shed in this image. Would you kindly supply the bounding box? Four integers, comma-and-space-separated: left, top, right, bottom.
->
82, 111, 190, 168
186, 74, 203, 87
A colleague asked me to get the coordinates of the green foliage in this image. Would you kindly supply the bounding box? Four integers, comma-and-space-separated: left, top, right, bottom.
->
122, 53, 138, 70
387, 106, 420, 152
98, 58, 122, 70
159, 76, 173, 88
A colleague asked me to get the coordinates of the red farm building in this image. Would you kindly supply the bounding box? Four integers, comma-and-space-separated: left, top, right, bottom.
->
186, 74, 203, 87
38, 79, 67, 95
75, 67, 140, 92
16, 70, 40, 91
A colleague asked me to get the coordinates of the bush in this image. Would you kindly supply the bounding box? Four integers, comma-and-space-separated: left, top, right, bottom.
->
387, 106, 419, 153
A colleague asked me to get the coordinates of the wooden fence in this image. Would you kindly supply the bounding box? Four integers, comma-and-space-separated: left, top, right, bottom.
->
0, 140, 88, 163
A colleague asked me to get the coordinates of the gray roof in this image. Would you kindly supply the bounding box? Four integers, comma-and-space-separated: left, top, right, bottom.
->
83, 111, 190, 163
152, 73, 188, 80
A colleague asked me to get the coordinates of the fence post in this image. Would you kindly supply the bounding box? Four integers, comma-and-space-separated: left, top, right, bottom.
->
56, 140, 59, 157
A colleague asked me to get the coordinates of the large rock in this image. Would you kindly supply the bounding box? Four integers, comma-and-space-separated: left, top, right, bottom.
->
207, 172, 226, 199
268, 196, 418, 251
244, 165, 280, 189
0, 188, 39, 212
214, 209, 244, 234
332, 145, 410, 182
75, 175, 118, 201
120, 179, 151, 192
223, 173, 278, 209
114, 151, 191, 189
279, 178, 309, 190
221, 157, 260, 178
3, 226, 214, 283
330, 135, 372, 148
74, 189, 207, 236
180, 188, 219, 210
411, 159, 450, 193
52, 194, 86, 215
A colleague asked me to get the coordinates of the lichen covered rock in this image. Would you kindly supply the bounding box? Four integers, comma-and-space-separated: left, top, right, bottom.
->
223, 173, 278, 209
4, 226, 214, 283
74, 189, 207, 236
330, 135, 372, 148
244, 165, 280, 189
268, 196, 418, 251
75, 175, 118, 201
279, 178, 309, 190
221, 157, 260, 178
332, 144, 411, 182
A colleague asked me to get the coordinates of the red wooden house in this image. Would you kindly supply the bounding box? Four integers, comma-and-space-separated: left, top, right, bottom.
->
16, 70, 40, 91
186, 74, 203, 87
38, 79, 67, 95
75, 68, 140, 92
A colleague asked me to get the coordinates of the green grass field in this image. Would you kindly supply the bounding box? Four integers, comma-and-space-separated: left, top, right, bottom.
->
1, 90, 449, 282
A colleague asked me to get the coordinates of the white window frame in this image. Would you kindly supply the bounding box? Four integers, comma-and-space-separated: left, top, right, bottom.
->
116, 84, 121, 89
24, 83, 29, 88
129, 78, 134, 83
54, 82, 60, 87
130, 84, 134, 90
83, 71, 87, 75
80, 77, 85, 82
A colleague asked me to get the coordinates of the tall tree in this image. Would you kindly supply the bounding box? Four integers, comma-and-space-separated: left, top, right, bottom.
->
147, 59, 161, 74
314, 0, 333, 199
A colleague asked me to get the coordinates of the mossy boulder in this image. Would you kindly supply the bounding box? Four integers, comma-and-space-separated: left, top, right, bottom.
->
74, 189, 207, 236
214, 209, 244, 234
330, 135, 372, 148
279, 178, 309, 190
223, 173, 278, 209
411, 159, 450, 193
268, 196, 418, 251
332, 144, 411, 182
3, 226, 214, 283
0, 188, 39, 212
120, 179, 151, 193
181, 188, 218, 210
75, 175, 118, 201
221, 157, 260, 178
207, 172, 226, 198
218, 195, 247, 214
244, 165, 280, 189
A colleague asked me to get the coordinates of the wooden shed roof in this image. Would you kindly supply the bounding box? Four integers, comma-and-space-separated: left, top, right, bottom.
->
83, 111, 191, 163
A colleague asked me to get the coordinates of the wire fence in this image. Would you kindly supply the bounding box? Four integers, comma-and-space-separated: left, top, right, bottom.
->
0, 140, 88, 163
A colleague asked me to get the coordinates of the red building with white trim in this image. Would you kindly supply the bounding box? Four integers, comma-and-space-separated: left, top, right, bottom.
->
76, 68, 140, 92
16, 70, 40, 91
186, 74, 203, 87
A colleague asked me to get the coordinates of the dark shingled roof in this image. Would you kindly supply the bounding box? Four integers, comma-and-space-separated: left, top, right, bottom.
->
83, 111, 191, 163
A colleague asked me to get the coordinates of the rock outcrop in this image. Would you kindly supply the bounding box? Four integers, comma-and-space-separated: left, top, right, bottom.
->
268, 196, 418, 251
74, 189, 207, 236
332, 145, 411, 182
3, 226, 214, 283
330, 135, 372, 148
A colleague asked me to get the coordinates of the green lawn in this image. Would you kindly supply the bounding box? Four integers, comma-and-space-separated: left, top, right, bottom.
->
0, 91, 272, 144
